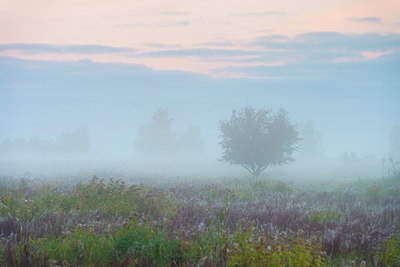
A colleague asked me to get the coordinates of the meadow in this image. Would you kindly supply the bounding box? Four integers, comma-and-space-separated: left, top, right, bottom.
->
0, 172, 399, 266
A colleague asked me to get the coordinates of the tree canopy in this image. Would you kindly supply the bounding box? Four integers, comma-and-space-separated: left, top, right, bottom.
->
219, 106, 299, 177
135, 107, 177, 158
298, 121, 323, 160
135, 107, 204, 161
389, 126, 400, 161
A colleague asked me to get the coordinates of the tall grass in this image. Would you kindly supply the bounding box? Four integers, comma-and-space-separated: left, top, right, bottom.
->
0, 174, 399, 265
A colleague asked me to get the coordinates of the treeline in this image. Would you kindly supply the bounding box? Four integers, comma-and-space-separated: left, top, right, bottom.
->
0, 127, 90, 155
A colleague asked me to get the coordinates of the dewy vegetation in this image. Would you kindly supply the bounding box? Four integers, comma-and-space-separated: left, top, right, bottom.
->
1, 173, 399, 266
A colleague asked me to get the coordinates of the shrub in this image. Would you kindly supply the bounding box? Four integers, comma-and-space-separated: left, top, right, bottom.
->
308, 210, 343, 224
364, 184, 383, 203
113, 220, 183, 266
227, 228, 325, 266
251, 178, 293, 193
268, 179, 294, 193
29, 227, 113, 266
376, 233, 400, 266
10, 220, 183, 266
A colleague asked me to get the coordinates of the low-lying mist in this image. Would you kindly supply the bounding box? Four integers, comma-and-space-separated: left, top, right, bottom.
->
1, 59, 399, 180
0, 108, 398, 180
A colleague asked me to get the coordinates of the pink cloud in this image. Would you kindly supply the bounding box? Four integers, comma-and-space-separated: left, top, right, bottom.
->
361, 50, 393, 59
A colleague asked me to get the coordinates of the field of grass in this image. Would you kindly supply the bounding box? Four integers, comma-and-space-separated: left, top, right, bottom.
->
0, 173, 399, 266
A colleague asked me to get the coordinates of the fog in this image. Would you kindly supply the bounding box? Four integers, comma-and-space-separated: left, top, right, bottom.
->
1, 57, 399, 179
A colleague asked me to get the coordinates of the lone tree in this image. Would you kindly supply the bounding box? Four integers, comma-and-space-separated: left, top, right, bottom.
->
219, 106, 300, 178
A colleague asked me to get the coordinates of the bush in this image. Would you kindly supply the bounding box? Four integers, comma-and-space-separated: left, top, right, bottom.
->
113, 220, 183, 266
227, 228, 325, 266
376, 233, 400, 266
268, 179, 294, 193
308, 210, 343, 224
251, 178, 293, 193
9, 220, 183, 266
364, 184, 383, 203
28, 227, 113, 266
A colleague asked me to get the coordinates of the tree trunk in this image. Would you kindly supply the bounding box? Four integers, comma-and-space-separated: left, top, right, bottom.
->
250, 168, 262, 178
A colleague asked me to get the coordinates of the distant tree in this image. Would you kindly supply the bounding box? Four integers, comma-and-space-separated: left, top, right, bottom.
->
178, 126, 204, 157
389, 126, 400, 161
219, 106, 300, 178
0, 127, 90, 155
27, 136, 54, 153
0, 138, 26, 153
340, 151, 360, 165
135, 107, 177, 158
56, 127, 91, 154
298, 121, 323, 159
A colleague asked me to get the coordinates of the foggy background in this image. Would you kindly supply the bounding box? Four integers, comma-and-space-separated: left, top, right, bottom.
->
1, 56, 399, 177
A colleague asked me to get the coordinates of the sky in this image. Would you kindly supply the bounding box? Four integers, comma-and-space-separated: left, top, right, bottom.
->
1, 0, 400, 76
0, 0, 400, 163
